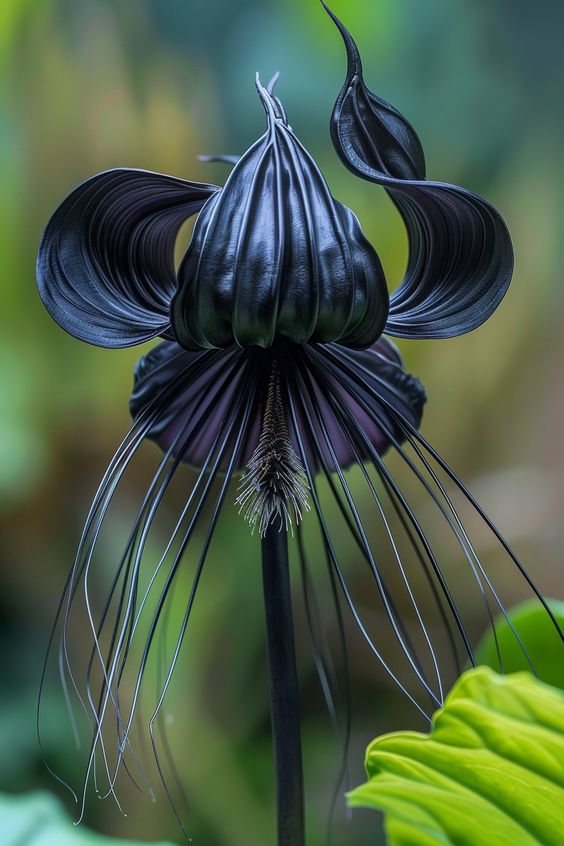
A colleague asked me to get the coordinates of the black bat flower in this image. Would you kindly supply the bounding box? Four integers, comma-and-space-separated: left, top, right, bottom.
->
36, 5, 561, 845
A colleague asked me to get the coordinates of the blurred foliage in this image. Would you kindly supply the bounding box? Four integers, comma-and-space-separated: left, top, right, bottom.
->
349, 668, 564, 846
1, 1, 563, 845
475, 598, 564, 688
0, 791, 174, 845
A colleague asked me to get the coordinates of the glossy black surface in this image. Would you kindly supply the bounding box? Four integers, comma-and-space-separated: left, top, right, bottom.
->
129, 338, 425, 471
323, 1, 514, 340
172, 77, 389, 350
37, 9, 514, 353
36, 168, 218, 348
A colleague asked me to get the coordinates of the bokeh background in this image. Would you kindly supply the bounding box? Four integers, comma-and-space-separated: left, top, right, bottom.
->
1, 0, 563, 844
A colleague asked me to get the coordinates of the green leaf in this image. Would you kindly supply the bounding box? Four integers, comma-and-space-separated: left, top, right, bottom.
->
348, 667, 564, 846
475, 599, 564, 689
0, 791, 175, 846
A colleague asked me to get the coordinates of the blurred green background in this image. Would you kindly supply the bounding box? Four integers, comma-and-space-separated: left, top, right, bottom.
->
1, 0, 563, 844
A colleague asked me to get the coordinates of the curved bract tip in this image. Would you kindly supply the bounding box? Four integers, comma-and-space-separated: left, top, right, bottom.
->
256, 71, 289, 126
267, 70, 281, 94
320, 0, 362, 76
324, 1, 514, 340
323, 2, 425, 181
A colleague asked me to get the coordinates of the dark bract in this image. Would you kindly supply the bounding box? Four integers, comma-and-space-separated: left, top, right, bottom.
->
172, 77, 389, 351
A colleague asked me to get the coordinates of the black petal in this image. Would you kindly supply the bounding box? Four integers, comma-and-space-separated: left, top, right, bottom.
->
172, 77, 389, 351
324, 3, 513, 339
37, 169, 219, 348
130, 341, 257, 467
289, 338, 426, 471
130, 338, 424, 476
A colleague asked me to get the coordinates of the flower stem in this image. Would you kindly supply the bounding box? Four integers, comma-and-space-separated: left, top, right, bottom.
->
262, 525, 305, 846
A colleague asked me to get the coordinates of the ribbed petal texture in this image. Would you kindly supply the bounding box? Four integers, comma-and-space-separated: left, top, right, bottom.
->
172, 78, 389, 350
323, 2, 513, 340
37, 168, 218, 347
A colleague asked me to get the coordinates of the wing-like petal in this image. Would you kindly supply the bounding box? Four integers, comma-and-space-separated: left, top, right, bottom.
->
37, 169, 219, 348
323, 3, 513, 339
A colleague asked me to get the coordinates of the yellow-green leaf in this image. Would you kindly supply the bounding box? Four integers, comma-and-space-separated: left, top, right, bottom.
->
475, 599, 564, 689
348, 667, 564, 846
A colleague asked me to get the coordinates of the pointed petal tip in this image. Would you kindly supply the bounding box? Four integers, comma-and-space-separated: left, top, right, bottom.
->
320, 0, 362, 74
266, 71, 281, 94
255, 70, 289, 128
255, 72, 273, 113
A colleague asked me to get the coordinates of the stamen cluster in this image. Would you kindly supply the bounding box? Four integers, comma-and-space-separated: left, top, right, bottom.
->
237, 364, 310, 536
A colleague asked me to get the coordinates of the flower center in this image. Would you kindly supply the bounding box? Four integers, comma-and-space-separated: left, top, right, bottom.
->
236, 360, 310, 535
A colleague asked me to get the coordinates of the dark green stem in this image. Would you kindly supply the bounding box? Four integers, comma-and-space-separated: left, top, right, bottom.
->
262, 525, 305, 846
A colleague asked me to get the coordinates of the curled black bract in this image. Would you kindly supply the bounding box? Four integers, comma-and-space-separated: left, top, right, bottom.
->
323, 1, 514, 340
37, 169, 219, 348
172, 77, 389, 350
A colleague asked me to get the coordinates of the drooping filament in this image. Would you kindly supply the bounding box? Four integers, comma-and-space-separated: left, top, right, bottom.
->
237, 362, 310, 536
